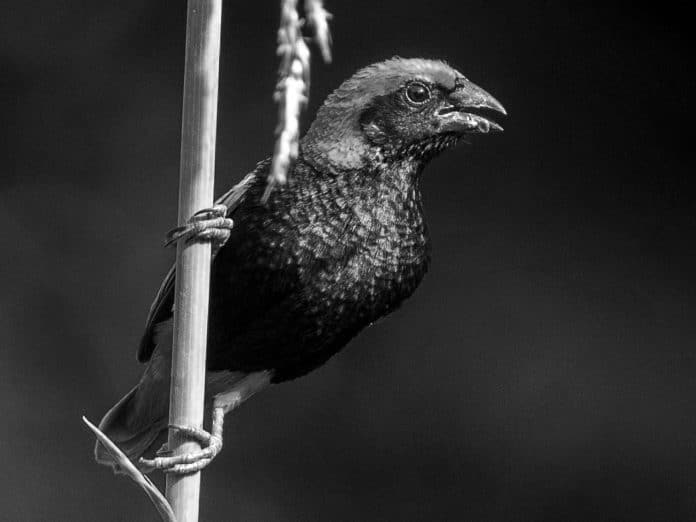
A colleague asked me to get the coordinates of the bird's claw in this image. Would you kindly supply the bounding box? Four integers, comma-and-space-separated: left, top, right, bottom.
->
164, 204, 233, 252
138, 424, 223, 475
155, 444, 173, 457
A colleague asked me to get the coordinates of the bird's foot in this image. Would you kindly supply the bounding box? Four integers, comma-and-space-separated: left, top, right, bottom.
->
139, 425, 223, 475
165, 204, 233, 255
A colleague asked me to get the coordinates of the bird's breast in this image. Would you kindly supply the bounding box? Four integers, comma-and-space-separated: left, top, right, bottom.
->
299, 187, 431, 325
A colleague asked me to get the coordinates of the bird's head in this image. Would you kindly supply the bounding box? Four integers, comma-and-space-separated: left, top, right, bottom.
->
302, 57, 506, 173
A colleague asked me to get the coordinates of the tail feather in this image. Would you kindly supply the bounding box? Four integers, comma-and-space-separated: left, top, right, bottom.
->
94, 384, 168, 471
95, 323, 173, 471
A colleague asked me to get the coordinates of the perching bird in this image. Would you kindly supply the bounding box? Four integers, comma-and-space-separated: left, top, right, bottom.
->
95, 57, 506, 474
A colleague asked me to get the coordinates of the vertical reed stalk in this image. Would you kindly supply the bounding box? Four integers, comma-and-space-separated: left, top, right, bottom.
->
166, 1, 222, 520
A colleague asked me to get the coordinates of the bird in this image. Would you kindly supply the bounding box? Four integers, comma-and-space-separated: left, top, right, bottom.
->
94, 57, 506, 475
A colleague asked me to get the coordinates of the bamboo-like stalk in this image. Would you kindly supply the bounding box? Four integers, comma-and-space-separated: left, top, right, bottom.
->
166, 1, 222, 521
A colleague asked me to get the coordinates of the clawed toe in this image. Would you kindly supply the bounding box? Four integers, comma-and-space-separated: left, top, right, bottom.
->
164, 217, 234, 246
192, 204, 227, 220
138, 425, 223, 475
155, 444, 172, 457
164, 204, 233, 251
169, 424, 214, 444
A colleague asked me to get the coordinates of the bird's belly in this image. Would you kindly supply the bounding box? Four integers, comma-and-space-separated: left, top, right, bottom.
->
207, 216, 429, 381
299, 248, 429, 344
263, 257, 427, 382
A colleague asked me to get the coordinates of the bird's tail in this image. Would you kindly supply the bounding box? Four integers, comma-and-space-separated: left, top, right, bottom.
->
94, 373, 169, 471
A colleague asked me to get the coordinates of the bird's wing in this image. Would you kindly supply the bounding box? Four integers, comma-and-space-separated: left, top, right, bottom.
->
136, 170, 259, 362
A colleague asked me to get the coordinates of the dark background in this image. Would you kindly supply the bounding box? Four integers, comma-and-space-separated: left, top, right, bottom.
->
1, 1, 694, 520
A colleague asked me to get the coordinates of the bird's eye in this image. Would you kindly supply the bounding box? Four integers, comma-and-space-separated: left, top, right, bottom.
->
405, 82, 430, 105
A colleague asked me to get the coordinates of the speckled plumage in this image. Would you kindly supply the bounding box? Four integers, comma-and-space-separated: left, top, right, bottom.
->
97, 58, 505, 468
207, 152, 430, 382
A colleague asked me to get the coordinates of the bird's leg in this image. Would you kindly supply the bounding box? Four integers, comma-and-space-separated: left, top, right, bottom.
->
139, 371, 271, 475
165, 204, 233, 257
139, 408, 224, 475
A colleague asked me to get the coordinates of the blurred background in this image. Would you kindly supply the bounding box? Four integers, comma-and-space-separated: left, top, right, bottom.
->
1, 1, 694, 520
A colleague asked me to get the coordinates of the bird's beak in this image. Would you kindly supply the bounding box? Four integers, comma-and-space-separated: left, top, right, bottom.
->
437, 79, 507, 134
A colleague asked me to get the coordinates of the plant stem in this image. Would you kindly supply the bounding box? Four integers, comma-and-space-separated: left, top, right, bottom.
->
166, 1, 222, 520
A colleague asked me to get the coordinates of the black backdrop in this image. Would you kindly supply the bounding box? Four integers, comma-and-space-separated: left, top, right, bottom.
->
1, 2, 694, 520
